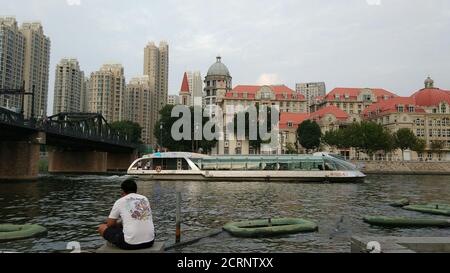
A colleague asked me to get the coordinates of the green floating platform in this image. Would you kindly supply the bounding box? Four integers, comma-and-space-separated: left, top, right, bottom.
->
223, 218, 318, 238
389, 198, 410, 208
0, 224, 47, 242
403, 204, 450, 216
363, 216, 450, 228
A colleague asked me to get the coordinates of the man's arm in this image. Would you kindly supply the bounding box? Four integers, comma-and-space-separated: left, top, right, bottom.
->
106, 218, 118, 228
107, 200, 122, 227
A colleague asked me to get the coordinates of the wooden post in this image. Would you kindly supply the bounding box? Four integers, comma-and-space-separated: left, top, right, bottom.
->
176, 192, 181, 243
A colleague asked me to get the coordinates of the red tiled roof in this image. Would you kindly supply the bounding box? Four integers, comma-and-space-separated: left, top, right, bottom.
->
180, 72, 190, 93
362, 97, 426, 118
309, 105, 350, 121
411, 88, 450, 107
313, 95, 324, 101
226, 85, 306, 101
279, 112, 310, 129
325, 87, 397, 101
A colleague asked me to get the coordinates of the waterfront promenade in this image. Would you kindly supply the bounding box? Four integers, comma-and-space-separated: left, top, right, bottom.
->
353, 161, 450, 175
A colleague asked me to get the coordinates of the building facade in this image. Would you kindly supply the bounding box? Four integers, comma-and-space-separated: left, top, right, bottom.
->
0, 17, 25, 112
88, 63, 126, 123
21, 22, 51, 118
53, 58, 84, 114
363, 77, 450, 161
217, 85, 308, 155
296, 82, 326, 113
310, 87, 397, 121
126, 76, 152, 144
143, 41, 169, 145
179, 72, 191, 106
203, 56, 232, 114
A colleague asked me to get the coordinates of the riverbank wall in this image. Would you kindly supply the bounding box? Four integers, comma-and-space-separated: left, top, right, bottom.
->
353, 161, 450, 175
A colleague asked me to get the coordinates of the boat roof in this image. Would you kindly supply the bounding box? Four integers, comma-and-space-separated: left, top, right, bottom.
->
199, 155, 328, 162
142, 152, 210, 159
142, 152, 328, 161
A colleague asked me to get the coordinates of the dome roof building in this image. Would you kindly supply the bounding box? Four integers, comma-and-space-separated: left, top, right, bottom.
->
203, 56, 233, 109
411, 77, 450, 108
207, 56, 231, 77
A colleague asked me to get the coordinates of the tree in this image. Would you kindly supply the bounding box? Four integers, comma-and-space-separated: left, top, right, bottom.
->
323, 129, 347, 149
154, 105, 218, 153
297, 120, 322, 152
430, 140, 445, 159
285, 143, 298, 154
394, 128, 418, 160
110, 120, 142, 144
412, 138, 426, 154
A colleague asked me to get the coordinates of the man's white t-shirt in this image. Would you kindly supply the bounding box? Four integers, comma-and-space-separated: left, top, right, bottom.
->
109, 193, 155, 245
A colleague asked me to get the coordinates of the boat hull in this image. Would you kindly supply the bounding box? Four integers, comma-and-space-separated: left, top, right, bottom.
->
127, 170, 366, 183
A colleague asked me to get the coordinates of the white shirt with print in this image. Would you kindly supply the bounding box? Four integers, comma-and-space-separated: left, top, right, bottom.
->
109, 193, 155, 245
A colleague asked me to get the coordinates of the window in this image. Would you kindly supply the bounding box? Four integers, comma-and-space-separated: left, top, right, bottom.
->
288, 122, 293, 128
418, 153, 423, 160
408, 106, 415, 112
397, 105, 404, 112
441, 104, 447, 114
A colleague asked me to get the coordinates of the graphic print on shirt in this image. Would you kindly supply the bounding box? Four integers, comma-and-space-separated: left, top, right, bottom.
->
126, 197, 151, 221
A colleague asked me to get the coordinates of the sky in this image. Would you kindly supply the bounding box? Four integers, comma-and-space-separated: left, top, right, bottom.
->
2, 0, 450, 116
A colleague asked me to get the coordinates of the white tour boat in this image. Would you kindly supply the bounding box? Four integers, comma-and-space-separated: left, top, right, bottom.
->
127, 152, 366, 183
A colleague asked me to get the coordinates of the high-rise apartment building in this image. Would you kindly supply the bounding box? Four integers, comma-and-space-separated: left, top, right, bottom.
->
53, 58, 84, 114
89, 63, 126, 122
295, 82, 326, 113
0, 17, 25, 111
21, 22, 51, 118
143, 41, 169, 145
80, 76, 90, 113
126, 76, 152, 144
167, 95, 179, 105
187, 71, 203, 106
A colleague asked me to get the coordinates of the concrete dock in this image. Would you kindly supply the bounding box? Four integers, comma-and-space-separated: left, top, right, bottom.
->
96, 241, 166, 253
351, 236, 450, 253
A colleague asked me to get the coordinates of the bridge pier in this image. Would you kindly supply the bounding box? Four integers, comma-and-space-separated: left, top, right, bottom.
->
48, 147, 108, 174
107, 151, 138, 172
0, 132, 45, 181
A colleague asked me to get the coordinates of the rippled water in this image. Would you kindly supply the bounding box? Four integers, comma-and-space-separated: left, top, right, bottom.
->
0, 174, 450, 253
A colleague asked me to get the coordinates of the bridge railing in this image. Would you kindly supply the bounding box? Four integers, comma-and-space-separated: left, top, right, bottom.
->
39, 119, 133, 147
1, 109, 135, 148
0, 107, 25, 126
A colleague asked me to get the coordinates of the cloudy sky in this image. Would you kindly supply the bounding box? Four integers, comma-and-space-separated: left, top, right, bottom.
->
2, 0, 450, 115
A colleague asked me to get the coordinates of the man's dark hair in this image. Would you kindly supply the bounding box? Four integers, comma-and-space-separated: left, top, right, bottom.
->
121, 179, 137, 194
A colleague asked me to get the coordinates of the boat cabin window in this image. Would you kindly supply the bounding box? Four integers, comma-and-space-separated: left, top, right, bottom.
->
132, 157, 192, 171
195, 157, 331, 171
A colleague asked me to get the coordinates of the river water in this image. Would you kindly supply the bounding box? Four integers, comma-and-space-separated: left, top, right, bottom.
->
0, 175, 449, 253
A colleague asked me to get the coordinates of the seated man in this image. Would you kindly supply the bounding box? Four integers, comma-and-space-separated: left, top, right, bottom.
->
98, 179, 155, 250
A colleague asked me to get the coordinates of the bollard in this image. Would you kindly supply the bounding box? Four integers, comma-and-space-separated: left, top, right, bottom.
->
176, 192, 181, 243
